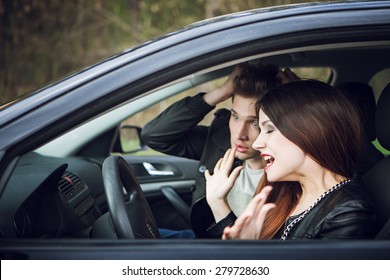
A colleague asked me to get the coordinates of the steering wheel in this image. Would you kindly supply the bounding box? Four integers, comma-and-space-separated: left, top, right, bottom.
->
102, 155, 160, 239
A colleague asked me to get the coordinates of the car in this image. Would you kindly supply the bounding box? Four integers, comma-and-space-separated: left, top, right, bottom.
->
1, 0, 390, 261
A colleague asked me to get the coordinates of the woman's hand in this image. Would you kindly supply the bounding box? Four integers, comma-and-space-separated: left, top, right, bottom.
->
205, 147, 243, 222
222, 186, 275, 240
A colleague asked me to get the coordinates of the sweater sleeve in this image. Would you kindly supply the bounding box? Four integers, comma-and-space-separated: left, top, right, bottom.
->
141, 93, 215, 160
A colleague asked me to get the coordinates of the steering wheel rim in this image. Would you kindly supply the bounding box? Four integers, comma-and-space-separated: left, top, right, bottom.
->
102, 155, 160, 239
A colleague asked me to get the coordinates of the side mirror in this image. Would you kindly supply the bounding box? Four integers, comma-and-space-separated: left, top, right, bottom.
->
111, 125, 147, 154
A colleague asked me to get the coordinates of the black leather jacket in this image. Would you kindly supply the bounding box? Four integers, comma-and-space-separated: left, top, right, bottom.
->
141, 93, 231, 238
275, 178, 376, 240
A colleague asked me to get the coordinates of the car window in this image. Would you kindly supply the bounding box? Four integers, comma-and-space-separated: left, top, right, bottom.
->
122, 67, 331, 156
290, 67, 332, 83
123, 77, 228, 126
120, 76, 229, 156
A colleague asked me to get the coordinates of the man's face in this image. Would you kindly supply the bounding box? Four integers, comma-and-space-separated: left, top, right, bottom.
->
229, 95, 261, 162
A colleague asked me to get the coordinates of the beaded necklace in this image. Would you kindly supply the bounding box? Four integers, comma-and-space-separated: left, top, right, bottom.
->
280, 178, 351, 240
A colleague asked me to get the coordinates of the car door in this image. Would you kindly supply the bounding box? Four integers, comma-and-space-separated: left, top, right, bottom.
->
124, 154, 198, 230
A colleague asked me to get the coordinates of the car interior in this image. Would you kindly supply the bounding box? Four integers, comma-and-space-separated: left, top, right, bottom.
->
1, 38, 390, 241
362, 83, 390, 238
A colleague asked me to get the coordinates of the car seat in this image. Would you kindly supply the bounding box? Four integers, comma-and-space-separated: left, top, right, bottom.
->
337, 82, 383, 174
361, 82, 390, 238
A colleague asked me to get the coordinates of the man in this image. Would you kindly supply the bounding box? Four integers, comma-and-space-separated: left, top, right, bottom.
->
141, 64, 296, 238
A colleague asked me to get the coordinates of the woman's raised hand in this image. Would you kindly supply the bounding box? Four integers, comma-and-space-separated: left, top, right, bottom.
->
222, 186, 275, 240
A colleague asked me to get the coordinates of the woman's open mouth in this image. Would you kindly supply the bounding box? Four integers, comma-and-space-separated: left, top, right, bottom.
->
262, 154, 275, 170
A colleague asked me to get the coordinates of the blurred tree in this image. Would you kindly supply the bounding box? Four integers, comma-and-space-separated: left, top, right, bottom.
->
1, 0, 116, 103
0, 0, 320, 105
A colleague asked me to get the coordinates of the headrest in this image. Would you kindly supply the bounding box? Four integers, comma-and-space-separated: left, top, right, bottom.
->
337, 82, 376, 141
376, 83, 390, 149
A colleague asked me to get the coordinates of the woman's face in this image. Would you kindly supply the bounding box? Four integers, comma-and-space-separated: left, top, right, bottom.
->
252, 109, 308, 182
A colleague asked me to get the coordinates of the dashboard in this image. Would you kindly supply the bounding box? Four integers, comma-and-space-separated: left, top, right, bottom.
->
1, 152, 106, 238
0, 151, 198, 239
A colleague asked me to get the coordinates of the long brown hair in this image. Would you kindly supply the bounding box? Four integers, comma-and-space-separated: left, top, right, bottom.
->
255, 80, 364, 239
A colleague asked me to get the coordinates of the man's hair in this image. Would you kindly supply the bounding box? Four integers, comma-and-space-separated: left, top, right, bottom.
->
233, 64, 281, 99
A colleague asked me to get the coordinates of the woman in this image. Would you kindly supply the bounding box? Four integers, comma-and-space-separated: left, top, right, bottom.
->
206, 80, 376, 240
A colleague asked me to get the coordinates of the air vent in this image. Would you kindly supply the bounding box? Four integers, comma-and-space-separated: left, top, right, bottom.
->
58, 171, 82, 196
